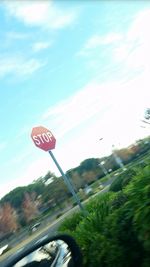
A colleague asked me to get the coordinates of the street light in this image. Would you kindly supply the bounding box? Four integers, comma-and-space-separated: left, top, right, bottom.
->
98, 138, 109, 175
99, 161, 109, 176
112, 144, 126, 171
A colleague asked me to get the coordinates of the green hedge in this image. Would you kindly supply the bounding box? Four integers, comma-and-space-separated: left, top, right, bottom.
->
59, 166, 150, 267
109, 168, 137, 192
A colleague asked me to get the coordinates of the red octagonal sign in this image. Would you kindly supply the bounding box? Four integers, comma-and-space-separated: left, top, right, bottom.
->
31, 126, 56, 151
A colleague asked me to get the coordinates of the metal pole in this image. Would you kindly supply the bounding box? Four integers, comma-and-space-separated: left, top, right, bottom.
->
99, 163, 108, 176
48, 150, 86, 215
112, 145, 126, 171
98, 138, 109, 176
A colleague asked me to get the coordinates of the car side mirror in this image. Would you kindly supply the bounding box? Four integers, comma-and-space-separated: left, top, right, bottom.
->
4, 234, 82, 267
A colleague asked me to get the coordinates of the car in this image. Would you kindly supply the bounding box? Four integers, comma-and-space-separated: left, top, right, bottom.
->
29, 222, 41, 233
99, 184, 104, 190
0, 244, 10, 256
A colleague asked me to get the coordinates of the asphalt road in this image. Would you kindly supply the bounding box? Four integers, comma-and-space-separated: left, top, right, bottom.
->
1, 182, 111, 266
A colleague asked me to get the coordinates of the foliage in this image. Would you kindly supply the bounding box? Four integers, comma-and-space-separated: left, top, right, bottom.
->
142, 108, 150, 125
59, 165, 150, 267
22, 192, 39, 223
144, 108, 150, 120
0, 180, 45, 210
41, 177, 70, 205
0, 203, 19, 235
0, 187, 27, 209
109, 168, 137, 192
124, 166, 150, 252
78, 158, 100, 174
66, 168, 85, 190
59, 212, 84, 233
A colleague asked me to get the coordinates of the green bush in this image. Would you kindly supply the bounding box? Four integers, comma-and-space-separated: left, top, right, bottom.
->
59, 211, 84, 233
109, 168, 137, 192
124, 166, 150, 253
59, 165, 150, 267
111, 191, 128, 209
109, 175, 124, 192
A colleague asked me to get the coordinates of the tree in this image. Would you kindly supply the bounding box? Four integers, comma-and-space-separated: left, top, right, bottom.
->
78, 158, 100, 174
77, 158, 102, 184
141, 108, 150, 125
42, 177, 70, 208
42, 171, 56, 183
145, 108, 150, 120
0, 203, 19, 235
66, 168, 85, 190
0, 181, 45, 210
22, 192, 39, 223
0, 187, 27, 210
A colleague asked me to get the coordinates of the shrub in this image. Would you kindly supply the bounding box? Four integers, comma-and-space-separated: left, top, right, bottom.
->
109, 168, 137, 192
109, 175, 124, 192
59, 211, 84, 233
59, 165, 150, 267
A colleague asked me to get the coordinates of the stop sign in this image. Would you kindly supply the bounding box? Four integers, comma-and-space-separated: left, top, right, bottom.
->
31, 126, 56, 151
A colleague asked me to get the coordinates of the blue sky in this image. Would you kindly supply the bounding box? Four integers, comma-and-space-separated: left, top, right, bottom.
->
0, 1, 150, 198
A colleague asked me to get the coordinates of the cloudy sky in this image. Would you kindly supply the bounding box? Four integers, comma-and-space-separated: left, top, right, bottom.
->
0, 0, 150, 198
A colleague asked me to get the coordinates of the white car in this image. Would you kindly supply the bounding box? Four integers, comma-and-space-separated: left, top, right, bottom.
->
0, 244, 9, 256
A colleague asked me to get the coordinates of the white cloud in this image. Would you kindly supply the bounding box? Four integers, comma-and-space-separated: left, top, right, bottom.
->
42, 82, 113, 139
85, 33, 122, 49
77, 8, 150, 86
0, 55, 46, 77
128, 9, 150, 42
78, 33, 122, 56
11, 150, 33, 165
42, 68, 149, 145
32, 41, 51, 52
6, 31, 29, 40
114, 9, 150, 72
21, 156, 53, 181
4, 1, 78, 29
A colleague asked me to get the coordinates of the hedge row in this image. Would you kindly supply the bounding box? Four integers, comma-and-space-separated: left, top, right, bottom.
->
59, 166, 150, 267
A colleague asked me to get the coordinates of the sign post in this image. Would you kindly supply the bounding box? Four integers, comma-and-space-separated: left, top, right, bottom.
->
48, 150, 85, 213
31, 126, 86, 215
